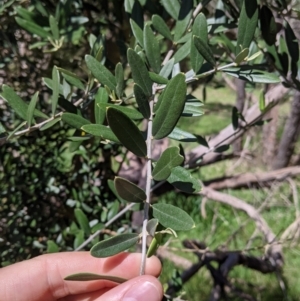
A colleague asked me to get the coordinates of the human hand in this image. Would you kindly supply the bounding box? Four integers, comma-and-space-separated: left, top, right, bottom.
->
0, 252, 163, 301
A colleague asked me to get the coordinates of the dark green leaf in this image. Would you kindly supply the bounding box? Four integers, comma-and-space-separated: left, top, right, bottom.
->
98, 103, 143, 120
27, 92, 39, 127
152, 146, 184, 181
74, 208, 91, 236
94, 88, 109, 124
149, 72, 168, 84
196, 135, 209, 147
232, 106, 239, 130
174, 0, 193, 42
259, 90, 265, 111
115, 63, 124, 99
159, 58, 174, 78
52, 66, 60, 116
144, 24, 161, 73
62, 113, 91, 129
127, 48, 153, 97
236, 0, 258, 54
65, 273, 127, 283
49, 15, 59, 40
168, 127, 197, 142
214, 144, 230, 153
260, 5, 277, 46
114, 177, 146, 203
7, 121, 27, 140
15, 17, 50, 38
190, 13, 207, 73
58, 68, 85, 90
146, 219, 159, 237
90, 233, 139, 257
47, 240, 59, 253
85, 55, 116, 91
130, 19, 144, 47
134, 84, 150, 119
193, 35, 216, 66
81, 124, 119, 143
152, 15, 172, 40
167, 166, 201, 193
173, 39, 191, 63
40, 118, 61, 131
285, 20, 299, 63
152, 203, 195, 231
160, 0, 180, 20
153, 73, 187, 139
107, 107, 147, 157
235, 48, 249, 65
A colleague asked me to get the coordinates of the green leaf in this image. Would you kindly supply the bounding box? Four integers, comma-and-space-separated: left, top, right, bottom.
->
182, 103, 204, 117
152, 147, 184, 181
235, 48, 249, 65
134, 84, 150, 119
130, 19, 144, 47
47, 240, 59, 253
147, 234, 161, 257
152, 203, 195, 231
7, 121, 27, 140
58, 68, 85, 90
159, 58, 174, 79
193, 35, 216, 66
190, 13, 207, 73
173, 39, 191, 63
62, 113, 91, 129
15, 17, 50, 38
149, 72, 168, 85
153, 73, 187, 139
174, 0, 193, 42
27, 92, 39, 127
49, 15, 59, 40
75, 208, 91, 236
160, 0, 180, 20
65, 273, 127, 283
115, 63, 124, 99
259, 90, 265, 111
81, 124, 119, 143
52, 66, 60, 116
95, 88, 109, 124
167, 166, 201, 193
260, 5, 277, 46
74, 230, 84, 249
152, 15, 172, 40
114, 177, 146, 203
285, 20, 299, 63
1, 85, 47, 120
232, 106, 239, 130
98, 103, 143, 120
144, 24, 161, 73
196, 135, 209, 147
85, 55, 116, 91
236, 0, 258, 55
106, 107, 147, 157
40, 118, 61, 131
214, 144, 230, 153
90, 233, 139, 257
146, 219, 159, 237
127, 49, 153, 97
168, 127, 198, 142
223, 66, 280, 83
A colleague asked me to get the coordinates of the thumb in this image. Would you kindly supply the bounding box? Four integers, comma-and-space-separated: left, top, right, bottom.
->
100, 275, 163, 301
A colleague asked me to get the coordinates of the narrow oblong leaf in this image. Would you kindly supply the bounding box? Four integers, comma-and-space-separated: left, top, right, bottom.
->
149, 72, 169, 84
90, 233, 139, 258
15, 17, 50, 38
40, 118, 61, 131
236, 0, 258, 54
65, 273, 127, 283
168, 127, 198, 142
232, 106, 239, 130
167, 166, 201, 193
152, 15, 172, 40
152, 203, 195, 231
235, 48, 249, 65
159, 58, 175, 78
114, 177, 146, 203
115, 63, 124, 99
85, 55, 116, 91
74, 208, 91, 236
190, 13, 207, 73
260, 5, 277, 46
58, 68, 85, 90
98, 103, 143, 120
127, 49, 153, 97
27, 92, 39, 127
52, 66, 60, 115
62, 113, 91, 129
130, 19, 144, 47
285, 20, 299, 63
152, 146, 184, 181
259, 90, 265, 111
106, 107, 147, 157
146, 219, 159, 237
174, 0, 193, 42
182, 103, 203, 117
134, 84, 150, 119
144, 24, 161, 73
81, 124, 119, 143
193, 35, 216, 66
49, 15, 59, 40
173, 39, 191, 63
160, 0, 180, 20
95, 88, 109, 124
147, 234, 161, 257
153, 73, 187, 139
214, 144, 230, 153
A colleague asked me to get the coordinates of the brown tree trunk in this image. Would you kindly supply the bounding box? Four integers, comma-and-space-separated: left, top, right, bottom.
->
273, 90, 300, 170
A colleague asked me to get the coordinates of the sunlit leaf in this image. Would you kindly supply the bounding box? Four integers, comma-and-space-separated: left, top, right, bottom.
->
90, 233, 139, 257
146, 219, 159, 237
152, 15, 172, 40
159, 58, 174, 79
65, 273, 127, 283
27, 92, 39, 127
152, 146, 184, 181
127, 48, 152, 97
147, 234, 161, 257
95, 88, 109, 124
85, 55, 116, 91
182, 103, 204, 117
81, 124, 119, 143
106, 107, 147, 157
134, 84, 150, 119
167, 166, 201, 193
144, 24, 161, 73
114, 177, 146, 203
62, 113, 91, 129
173, 39, 191, 63
193, 35, 216, 66
149, 72, 168, 84
160, 0, 180, 20
47, 240, 59, 253
15, 17, 50, 38
75, 208, 91, 236
130, 18, 144, 47
152, 203, 195, 231
174, 0, 193, 42
153, 73, 187, 139
235, 48, 249, 65
168, 127, 197, 142
115, 63, 124, 99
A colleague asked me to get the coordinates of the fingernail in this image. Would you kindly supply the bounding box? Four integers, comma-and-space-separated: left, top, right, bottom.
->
122, 281, 160, 301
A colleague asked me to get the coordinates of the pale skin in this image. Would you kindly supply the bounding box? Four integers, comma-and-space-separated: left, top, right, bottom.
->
0, 252, 163, 301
